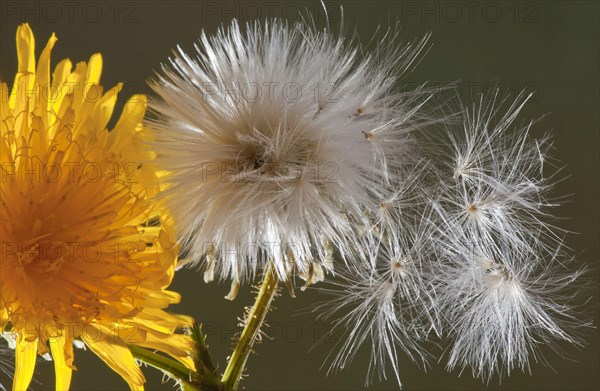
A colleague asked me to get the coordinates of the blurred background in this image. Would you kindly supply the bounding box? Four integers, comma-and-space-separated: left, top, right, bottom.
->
1, 1, 598, 390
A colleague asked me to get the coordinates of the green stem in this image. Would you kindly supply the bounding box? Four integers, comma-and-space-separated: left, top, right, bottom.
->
221, 263, 279, 391
181, 383, 202, 391
129, 345, 200, 391
190, 323, 224, 391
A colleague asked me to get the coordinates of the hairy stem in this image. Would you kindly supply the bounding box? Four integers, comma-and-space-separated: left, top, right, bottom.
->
129, 345, 200, 390
190, 323, 224, 391
221, 263, 279, 391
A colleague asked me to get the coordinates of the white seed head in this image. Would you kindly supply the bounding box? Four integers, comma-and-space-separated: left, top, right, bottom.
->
147, 18, 432, 283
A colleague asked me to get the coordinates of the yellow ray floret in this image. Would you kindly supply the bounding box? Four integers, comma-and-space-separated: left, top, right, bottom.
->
0, 23, 195, 390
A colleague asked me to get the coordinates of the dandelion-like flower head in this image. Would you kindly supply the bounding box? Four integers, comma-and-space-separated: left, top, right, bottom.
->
0, 24, 194, 390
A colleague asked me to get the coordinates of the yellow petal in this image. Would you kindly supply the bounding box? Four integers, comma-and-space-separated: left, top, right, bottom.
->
36, 33, 57, 85
13, 334, 38, 391
67, 61, 87, 116
35, 33, 58, 127
52, 58, 72, 88
16, 23, 35, 74
138, 331, 196, 371
133, 308, 193, 335
9, 72, 34, 116
50, 58, 73, 119
110, 94, 147, 151
49, 333, 74, 391
86, 53, 103, 86
82, 326, 145, 391
10, 23, 36, 110
91, 82, 123, 134
1, 83, 10, 125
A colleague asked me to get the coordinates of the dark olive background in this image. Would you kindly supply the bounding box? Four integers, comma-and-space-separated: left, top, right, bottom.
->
1, 1, 598, 390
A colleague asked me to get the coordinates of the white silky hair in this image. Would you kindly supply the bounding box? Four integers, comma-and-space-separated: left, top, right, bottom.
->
0, 333, 49, 389
429, 89, 587, 381
436, 236, 586, 381
147, 17, 434, 284
439, 90, 563, 257
0, 335, 14, 391
313, 88, 587, 388
314, 165, 441, 387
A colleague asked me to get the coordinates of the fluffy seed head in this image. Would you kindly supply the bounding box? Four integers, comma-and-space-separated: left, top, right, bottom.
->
147, 18, 432, 284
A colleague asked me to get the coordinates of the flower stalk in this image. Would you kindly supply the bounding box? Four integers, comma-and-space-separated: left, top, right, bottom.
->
129, 345, 201, 391
130, 323, 227, 391
190, 323, 224, 391
221, 263, 279, 391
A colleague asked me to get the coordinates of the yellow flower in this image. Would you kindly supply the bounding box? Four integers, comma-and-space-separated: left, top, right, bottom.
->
0, 24, 194, 390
